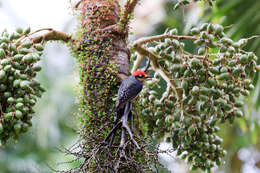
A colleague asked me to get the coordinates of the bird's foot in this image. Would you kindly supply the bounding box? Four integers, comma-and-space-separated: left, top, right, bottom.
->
122, 123, 140, 150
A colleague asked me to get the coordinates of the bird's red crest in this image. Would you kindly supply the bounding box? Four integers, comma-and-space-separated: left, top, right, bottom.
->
132, 71, 146, 77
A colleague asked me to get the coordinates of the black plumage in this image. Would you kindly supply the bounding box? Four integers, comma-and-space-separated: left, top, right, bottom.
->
105, 73, 148, 149
115, 76, 143, 111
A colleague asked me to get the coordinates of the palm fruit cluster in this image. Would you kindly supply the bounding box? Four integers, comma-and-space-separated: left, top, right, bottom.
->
0, 28, 45, 145
139, 23, 259, 171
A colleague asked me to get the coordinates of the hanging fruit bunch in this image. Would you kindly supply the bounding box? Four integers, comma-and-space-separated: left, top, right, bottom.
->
0, 28, 45, 145
136, 23, 259, 171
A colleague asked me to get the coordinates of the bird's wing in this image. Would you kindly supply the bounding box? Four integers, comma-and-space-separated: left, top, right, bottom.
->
116, 76, 142, 110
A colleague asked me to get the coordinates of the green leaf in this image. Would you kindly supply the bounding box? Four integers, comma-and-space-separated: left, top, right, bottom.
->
237, 118, 248, 133
250, 120, 259, 145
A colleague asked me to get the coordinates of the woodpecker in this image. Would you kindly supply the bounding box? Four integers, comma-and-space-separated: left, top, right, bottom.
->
115, 70, 152, 122
115, 70, 152, 111
105, 70, 152, 148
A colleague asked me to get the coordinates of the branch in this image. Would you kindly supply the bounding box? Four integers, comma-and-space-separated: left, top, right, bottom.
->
160, 85, 171, 103
134, 34, 197, 46
131, 34, 201, 73
131, 53, 144, 74
32, 29, 72, 43
116, 0, 140, 33
142, 59, 150, 72
133, 42, 186, 117
247, 35, 259, 41
15, 28, 72, 48
133, 44, 181, 101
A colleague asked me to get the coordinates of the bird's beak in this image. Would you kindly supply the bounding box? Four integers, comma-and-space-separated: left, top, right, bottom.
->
145, 75, 153, 79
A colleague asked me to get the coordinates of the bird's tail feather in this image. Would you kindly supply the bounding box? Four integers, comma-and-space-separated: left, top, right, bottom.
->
108, 103, 132, 148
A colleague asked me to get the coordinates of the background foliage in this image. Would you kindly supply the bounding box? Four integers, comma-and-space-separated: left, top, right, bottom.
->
0, 0, 259, 172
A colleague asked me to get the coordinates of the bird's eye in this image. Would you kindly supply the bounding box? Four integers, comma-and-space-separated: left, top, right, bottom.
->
138, 75, 144, 78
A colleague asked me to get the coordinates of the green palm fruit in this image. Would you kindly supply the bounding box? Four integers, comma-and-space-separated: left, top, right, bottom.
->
0, 70, 6, 80
215, 24, 223, 34
181, 80, 188, 90
4, 91, 11, 98
22, 41, 33, 49
240, 55, 248, 65
4, 65, 12, 72
20, 80, 30, 89
218, 72, 230, 80
23, 54, 34, 63
184, 117, 192, 126
210, 67, 219, 74
191, 86, 200, 95
172, 40, 180, 48
207, 24, 215, 33
19, 48, 30, 55
15, 103, 24, 111
16, 27, 23, 34
234, 110, 243, 117
4, 112, 13, 121
35, 44, 44, 51
198, 47, 206, 55
7, 97, 15, 104
0, 43, 8, 50
1, 59, 10, 66
191, 28, 199, 35
194, 39, 203, 46
0, 84, 6, 91
199, 94, 208, 101
0, 48, 6, 58
24, 27, 31, 35
14, 123, 22, 133
188, 126, 195, 135
200, 23, 208, 31
208, 78, 217, 87
191, 58, 200, 67
169, 28, 178, 35
9, 44, 17, 52
15, 110, 23, 119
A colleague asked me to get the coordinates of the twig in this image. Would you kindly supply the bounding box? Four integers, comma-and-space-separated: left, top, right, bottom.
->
32, 29, 72, 43
131, 53, 144, 74
133, 34, 197, 46
247, 35, 259, 41
143, 59, 150, 72
133, 44, 181, 101
223, 24, 233, 29
15, 28, 72, 48
104, 121, 122, 143
160, 85, 171, 103
27, 28, 53, 37
15, 28, 52, 45
133, 43, 185, 117
74, 0, 81, 9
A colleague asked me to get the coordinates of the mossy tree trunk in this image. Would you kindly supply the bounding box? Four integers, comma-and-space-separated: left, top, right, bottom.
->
68, 0, 160, 172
